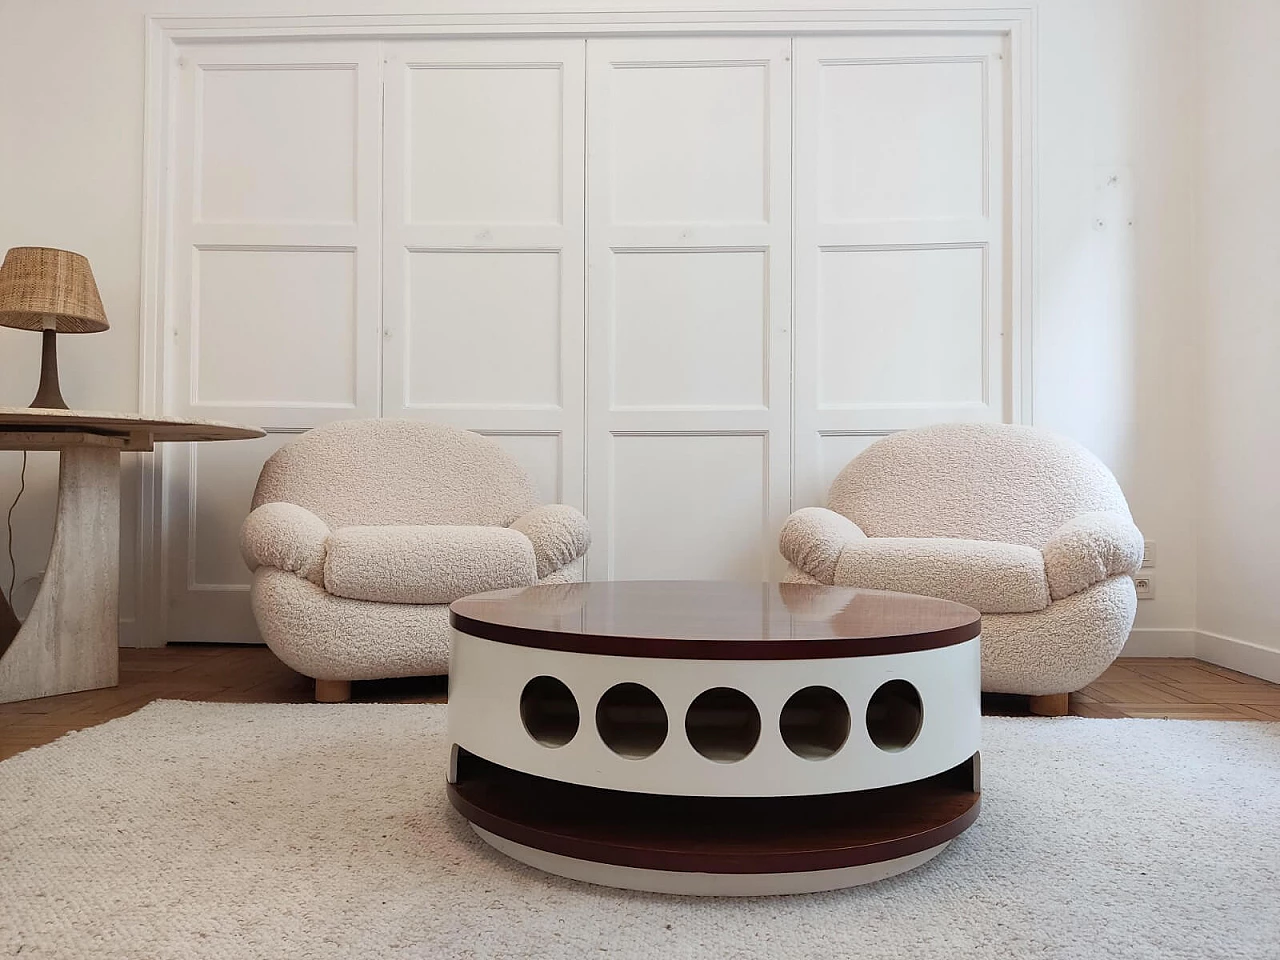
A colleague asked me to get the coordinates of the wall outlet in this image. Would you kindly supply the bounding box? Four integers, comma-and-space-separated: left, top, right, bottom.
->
1134, 576, 1154, 600
1142, 540, 1155, 568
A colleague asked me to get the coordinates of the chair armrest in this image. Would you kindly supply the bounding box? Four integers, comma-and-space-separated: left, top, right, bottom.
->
1042, 512, 1144, 600
509, 504, 591, 578
240, 502, 330, 586
778, 507, 866, 584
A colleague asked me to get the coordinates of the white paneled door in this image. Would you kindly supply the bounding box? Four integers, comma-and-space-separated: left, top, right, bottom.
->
585, 38, 793, 581
792, 33, 1009, 505
382, 39, 586, 507
164, 41, 383, 641
154, 29, 1019, 644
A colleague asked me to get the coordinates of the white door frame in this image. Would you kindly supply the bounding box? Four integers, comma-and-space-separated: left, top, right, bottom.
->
137, 4, 1034, 646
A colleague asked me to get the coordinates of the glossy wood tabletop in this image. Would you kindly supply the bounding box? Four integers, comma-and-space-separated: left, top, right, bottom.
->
450, 581, 980, 659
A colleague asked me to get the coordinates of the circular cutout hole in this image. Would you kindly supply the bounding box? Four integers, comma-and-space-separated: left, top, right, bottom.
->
520, 676, 580, 747
596, 682, 668, 759
866, 679, 924, 752
685, 687, 761, 763
780, 686, 851, 760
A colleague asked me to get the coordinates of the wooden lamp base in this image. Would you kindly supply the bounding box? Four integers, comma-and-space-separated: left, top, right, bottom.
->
30, 329, 70, 409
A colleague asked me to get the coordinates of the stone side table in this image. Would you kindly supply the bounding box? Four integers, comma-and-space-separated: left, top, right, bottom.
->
0, 407, 263, 703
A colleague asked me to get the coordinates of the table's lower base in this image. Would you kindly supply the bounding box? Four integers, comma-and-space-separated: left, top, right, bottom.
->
0, 446, 119, 704
448, 747, 979, 896
473, 825, 953, 895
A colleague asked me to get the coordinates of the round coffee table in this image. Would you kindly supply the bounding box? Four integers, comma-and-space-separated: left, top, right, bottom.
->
447, 580, 981, 896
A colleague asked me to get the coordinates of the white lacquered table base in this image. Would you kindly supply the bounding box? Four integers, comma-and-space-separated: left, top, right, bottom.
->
473, 825, 954, 897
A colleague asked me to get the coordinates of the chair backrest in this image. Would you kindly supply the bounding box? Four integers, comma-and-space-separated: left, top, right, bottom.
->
826, 423, 1132, 547
252, 419, 541, 529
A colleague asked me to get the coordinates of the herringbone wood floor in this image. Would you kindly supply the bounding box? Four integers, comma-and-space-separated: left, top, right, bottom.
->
0, 648, 1276, 761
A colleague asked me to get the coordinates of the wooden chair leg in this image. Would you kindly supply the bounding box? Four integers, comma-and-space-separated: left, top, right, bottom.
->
1028, 692, 1070, 717
315, 679, 352, 703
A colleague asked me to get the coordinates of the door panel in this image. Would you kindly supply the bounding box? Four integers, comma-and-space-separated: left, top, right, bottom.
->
793, 34, 1009, 507
609, 434, 771, 581
382, 39, 586, 510
165, 41, 383, 642
586, 37, 793, 580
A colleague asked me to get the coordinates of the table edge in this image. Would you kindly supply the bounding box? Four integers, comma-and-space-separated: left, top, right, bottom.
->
449, 610, 981, 659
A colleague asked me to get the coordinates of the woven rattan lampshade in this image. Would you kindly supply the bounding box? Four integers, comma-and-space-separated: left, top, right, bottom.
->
0, 247, 108, 334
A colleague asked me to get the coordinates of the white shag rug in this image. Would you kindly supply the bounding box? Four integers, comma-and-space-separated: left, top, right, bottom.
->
1, 702, 1278, 960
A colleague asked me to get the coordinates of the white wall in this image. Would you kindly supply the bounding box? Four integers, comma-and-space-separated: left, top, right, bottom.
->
1034, 0, 1200, 643
1196, 0, 1280, 670
0, 1, 1203, 649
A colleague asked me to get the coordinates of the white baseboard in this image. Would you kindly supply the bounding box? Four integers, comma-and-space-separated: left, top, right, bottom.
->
1194, 630, 1280, 684
1119, 626, 1280, 683
1120, 628, 1197, 658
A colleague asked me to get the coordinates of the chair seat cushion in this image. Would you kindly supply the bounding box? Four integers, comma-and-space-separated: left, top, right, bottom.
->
833, 537, 1050, 614
323, 524, 537, 605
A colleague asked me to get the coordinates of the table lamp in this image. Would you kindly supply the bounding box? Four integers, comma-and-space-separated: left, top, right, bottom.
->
0, 246, 108, 409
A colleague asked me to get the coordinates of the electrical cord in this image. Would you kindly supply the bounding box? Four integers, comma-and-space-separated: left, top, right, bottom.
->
5, 451, 26, 604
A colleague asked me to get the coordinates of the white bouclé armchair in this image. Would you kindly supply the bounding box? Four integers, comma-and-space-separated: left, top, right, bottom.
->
779, 423, 1143, 715
240, 419, 590, 702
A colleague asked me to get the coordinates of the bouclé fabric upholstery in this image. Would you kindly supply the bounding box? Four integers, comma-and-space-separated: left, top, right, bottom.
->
510, 504, 593, 579
981, 577, 1138, 695
240, 501, 329, 587
781, 423, 1143, 696
322, 525, 538, 605
242, 420, 590, 686
833, 537, 1050, 613
779, 506, 866, 584
252, 418, 542, 529
1042, 512, 1144, 601
828, 422, 1133, 545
